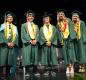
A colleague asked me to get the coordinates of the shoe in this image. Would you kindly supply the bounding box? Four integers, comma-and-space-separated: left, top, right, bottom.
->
66, 67, 69, 74
70, 67, 74, 74
25, 73, 30, 77
34, 72, 40, 76
43, 72, 49, 76
79, 68, 82, 72
51, 71, 56, 76
81, 67, 85, 73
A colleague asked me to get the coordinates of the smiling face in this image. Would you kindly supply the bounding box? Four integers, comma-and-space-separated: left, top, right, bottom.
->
43, 16, 51, 24
72, 14, 79, 23
26, 14, 34, 22
6, 15, 13, 23
57, 12, 65, 21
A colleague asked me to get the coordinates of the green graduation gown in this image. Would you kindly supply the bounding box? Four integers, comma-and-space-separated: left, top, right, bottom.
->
0, 23, 18, 66
73, 20, 86, 64
39, 25, 58, 66
21, 22, 39, 66
0, 31, 3, 65
57, 19, 76, 65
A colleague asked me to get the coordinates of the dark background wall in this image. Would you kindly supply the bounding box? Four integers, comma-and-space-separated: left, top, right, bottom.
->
0, 0, 86, 47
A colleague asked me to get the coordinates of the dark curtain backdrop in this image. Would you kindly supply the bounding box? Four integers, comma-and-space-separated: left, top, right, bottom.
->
0, 0, 86, 47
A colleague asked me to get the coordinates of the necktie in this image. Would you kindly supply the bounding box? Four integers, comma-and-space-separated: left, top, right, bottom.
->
9, 24, 11, 29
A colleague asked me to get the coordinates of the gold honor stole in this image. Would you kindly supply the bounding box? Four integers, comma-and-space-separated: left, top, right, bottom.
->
4, 22, 17, 42
73, 21, 81, 40
43, 24, 53, 42
27, 22, 37, 40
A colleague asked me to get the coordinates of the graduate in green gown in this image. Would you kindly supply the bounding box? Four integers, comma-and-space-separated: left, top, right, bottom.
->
0, 11, 18, 76
72, 11, 86, 72
39, 12, 58, 75
57, 10, 76, 74
21, 10, 40, 76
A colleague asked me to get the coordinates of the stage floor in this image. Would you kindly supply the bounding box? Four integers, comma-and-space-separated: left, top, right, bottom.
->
0, 66, 86, 80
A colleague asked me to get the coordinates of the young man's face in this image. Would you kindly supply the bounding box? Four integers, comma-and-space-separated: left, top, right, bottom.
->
26, 15, 34, 22
72, 15, 79, 22
57, 12, 65, 20
43, 17, 50, 24
6, 16, 13, 23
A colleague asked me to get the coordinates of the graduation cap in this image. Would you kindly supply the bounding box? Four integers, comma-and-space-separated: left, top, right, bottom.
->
4, 11, 15, 18
71, 10, 82, 17
57, 9, 66, 14
24, 10, 35, 17
42, 12, 52, 18
3, 11, 17, 24
4, 11, 15, 21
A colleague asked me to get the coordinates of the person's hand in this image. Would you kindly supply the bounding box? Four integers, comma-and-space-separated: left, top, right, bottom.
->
33, 40, 37, 45
31, 40, 37, 45
10, 42, 14, 48
7, 42, 14, 48
7, 42, 11, 47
